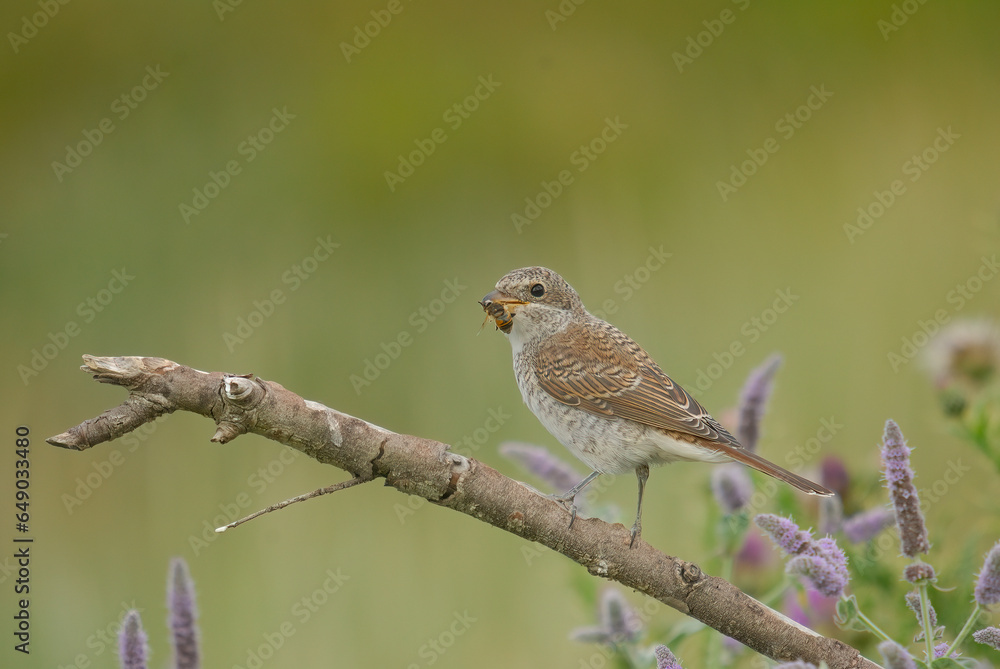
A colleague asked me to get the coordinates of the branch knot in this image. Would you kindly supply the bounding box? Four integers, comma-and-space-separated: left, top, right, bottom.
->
680, 561, 703, 584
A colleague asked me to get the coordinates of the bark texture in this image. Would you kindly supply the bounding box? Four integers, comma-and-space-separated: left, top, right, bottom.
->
49, 355, 880, 669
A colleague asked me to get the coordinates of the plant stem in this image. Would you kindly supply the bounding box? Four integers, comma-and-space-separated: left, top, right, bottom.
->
918, 582, 934, 663
855, 606, 894, 643
945, 602, 982, 658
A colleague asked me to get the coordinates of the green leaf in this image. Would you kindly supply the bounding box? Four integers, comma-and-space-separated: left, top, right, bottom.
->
834, 595, 868, 632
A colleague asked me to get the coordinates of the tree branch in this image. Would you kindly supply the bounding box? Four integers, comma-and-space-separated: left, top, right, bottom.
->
49, 355, 880, 669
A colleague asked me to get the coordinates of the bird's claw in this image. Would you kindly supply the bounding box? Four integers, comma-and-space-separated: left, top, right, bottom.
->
628, 520, 641, 548
567, 503, 578, 529
545, 492, 579, 529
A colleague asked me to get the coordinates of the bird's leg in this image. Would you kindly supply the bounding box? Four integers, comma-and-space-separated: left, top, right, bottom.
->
629, 464, 650, 548
546, 471, 601, 528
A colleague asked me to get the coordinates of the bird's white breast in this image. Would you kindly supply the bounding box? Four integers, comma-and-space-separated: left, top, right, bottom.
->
505, 327, 732, 475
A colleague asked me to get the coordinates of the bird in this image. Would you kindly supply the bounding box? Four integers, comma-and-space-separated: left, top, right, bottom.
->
480, 266, 833, 547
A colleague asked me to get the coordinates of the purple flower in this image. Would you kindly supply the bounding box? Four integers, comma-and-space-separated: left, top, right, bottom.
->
933, 643, 948, 658
787, 555, 847, 598
119, 610, 148, 669
843, 507, 895, 544
654, 644, 684, 669
600, 588, 641, 642
902, 562, 936, 585
904, 591, 933, 625
881, 421, 929, 558
820, 456, 850, 499
877, 640, 917, 669
973, 626, 1000, 651
814, 538, 849, 583
711, 463, 753, 513
570, 588, 642, 646
756, 515, 849, 597
499, 442, 583, 494
974, 539, 1000, 606
736, 354, 782, 453
735, 530, 772, 569
168, 557, 200, 669
569, 626, 612, 644
904, 591, 939, 639
755, 514, 813, 556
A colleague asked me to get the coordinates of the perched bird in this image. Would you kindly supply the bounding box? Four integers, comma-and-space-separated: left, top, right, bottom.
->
481, 266, 833, 546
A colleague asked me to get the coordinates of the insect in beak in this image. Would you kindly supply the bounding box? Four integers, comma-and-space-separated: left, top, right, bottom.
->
479, 299, 514, 334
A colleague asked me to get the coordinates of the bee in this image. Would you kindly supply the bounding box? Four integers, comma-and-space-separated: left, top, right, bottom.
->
479, 299, 514, 334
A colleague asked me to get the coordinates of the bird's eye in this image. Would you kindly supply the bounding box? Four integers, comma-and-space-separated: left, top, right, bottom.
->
530, 283, 545, 298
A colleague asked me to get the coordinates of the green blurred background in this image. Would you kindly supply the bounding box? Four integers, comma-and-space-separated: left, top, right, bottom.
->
2, 1, 999, 666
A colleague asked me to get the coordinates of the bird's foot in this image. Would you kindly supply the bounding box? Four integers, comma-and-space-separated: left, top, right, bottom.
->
544, 492, 579, 529
628, 520, 641, 548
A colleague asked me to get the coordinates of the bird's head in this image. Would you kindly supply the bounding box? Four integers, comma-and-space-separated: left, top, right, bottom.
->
480, 266, 584, 341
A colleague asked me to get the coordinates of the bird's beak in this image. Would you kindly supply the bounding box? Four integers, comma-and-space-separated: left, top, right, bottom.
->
479, 290, 526, 334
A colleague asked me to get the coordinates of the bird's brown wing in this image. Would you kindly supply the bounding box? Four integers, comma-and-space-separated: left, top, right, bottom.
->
534, 323, 833, 496
534, 323, 739, 446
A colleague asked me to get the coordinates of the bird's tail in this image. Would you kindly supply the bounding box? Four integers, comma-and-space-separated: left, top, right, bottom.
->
716, 444, 834, 496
